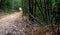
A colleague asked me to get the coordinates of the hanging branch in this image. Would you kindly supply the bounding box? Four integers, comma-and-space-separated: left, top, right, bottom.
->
41, 0, 46, 22
29, 0, 35, 22
55, 0, 58, 25
36, 0, 45, 21
34, 0, 36, 16
44, 0, 47, 24
56, 0, 60, 27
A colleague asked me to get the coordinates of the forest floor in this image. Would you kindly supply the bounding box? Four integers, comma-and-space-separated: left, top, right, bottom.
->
0, 10, 59, 35
0, 10, 33, 35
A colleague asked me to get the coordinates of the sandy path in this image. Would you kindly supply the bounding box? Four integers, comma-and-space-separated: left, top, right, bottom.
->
0, 11, 23, 28
0, 8, 33, 35
0, 10, 23, 35
0, 12, 21, 23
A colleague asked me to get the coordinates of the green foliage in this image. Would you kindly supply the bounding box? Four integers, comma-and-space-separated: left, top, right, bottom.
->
22, 0, 29, 16
22, 0, 60, 26
0, 0, 22, 12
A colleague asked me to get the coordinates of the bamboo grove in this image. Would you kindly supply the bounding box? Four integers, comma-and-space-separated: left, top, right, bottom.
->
22, 0, 60, 27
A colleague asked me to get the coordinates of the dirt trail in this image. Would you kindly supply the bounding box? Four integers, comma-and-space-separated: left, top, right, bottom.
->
0, 9, 33, 35
0, 12, 22, 23
0, 10, 24, 34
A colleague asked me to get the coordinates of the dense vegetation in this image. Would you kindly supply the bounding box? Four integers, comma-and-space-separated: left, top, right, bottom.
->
22, 0, 60, 27
0, 0, 22, 12
0, 0, 60, 27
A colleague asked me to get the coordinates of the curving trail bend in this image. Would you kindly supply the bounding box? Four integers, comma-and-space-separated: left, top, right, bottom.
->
0, 10, 24, 35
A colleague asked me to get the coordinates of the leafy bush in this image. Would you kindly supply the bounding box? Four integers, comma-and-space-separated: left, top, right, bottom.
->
0, 0, 22, 12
